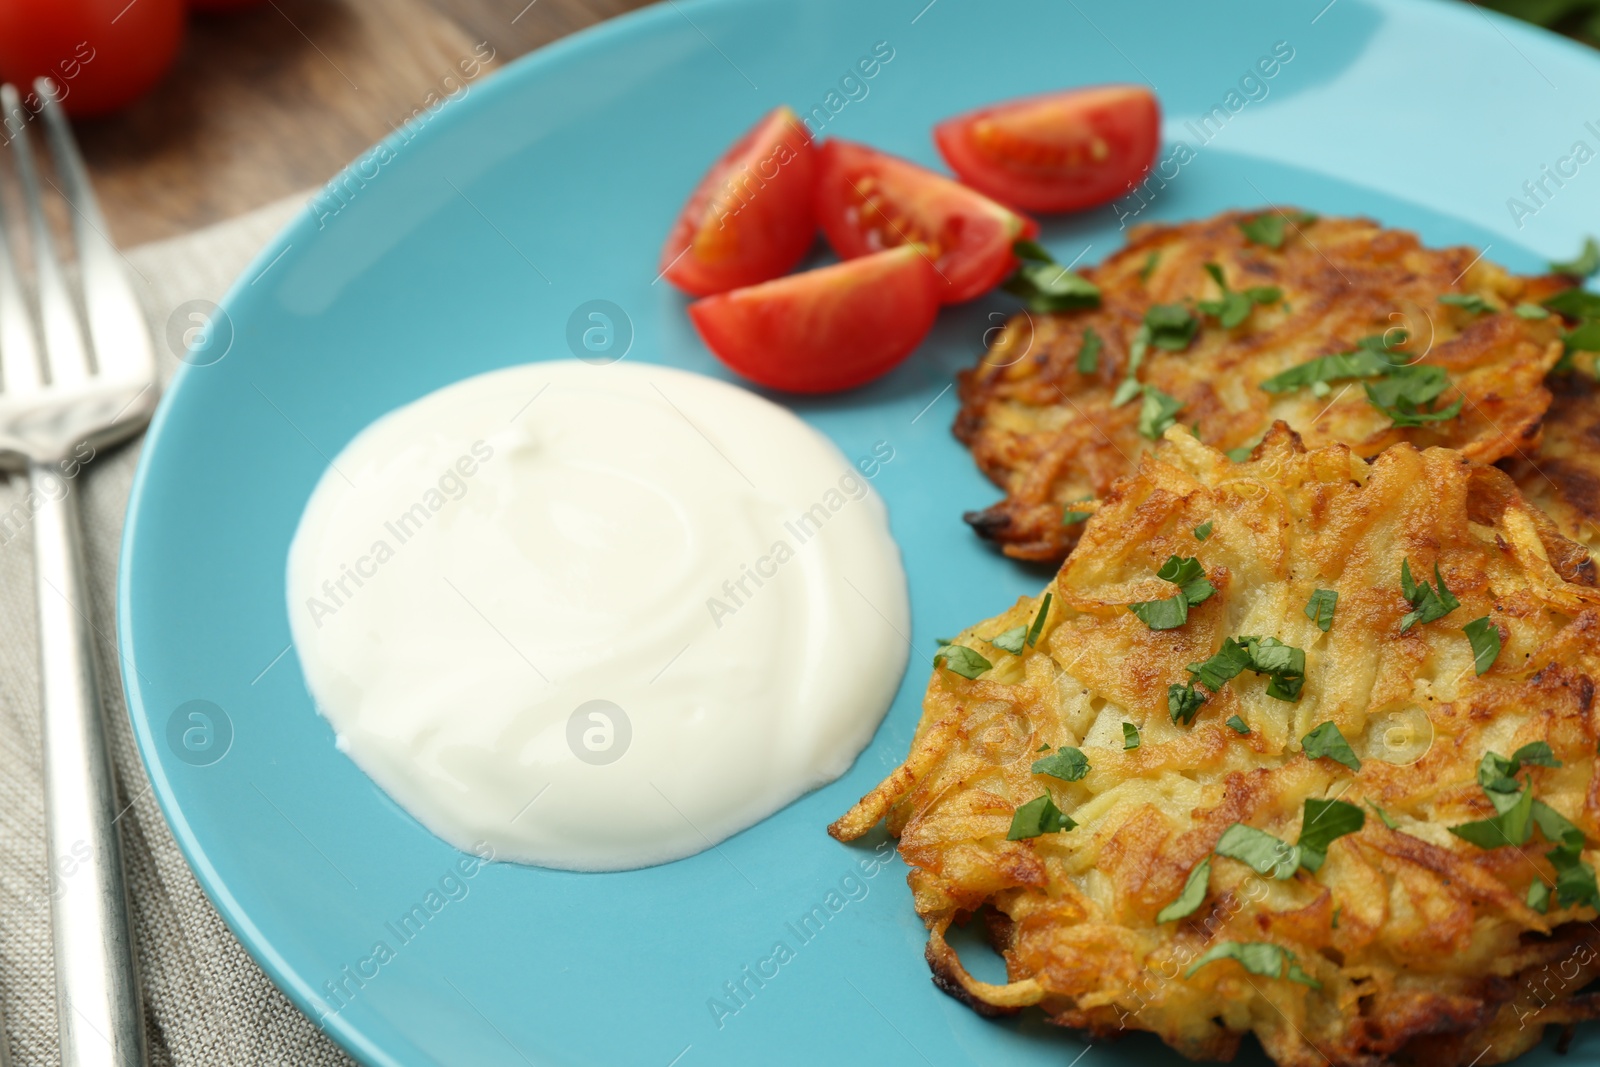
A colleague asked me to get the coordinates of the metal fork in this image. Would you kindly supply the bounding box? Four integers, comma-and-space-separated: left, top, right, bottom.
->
0, 79, 156, 1067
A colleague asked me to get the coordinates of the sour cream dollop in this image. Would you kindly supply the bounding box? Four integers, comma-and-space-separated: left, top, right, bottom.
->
286, 360, 909, 870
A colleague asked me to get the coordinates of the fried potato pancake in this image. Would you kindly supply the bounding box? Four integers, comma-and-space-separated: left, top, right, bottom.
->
958, 210, 1571, 561
1504, 370, 1600, 564
833, 425, 1600, 1067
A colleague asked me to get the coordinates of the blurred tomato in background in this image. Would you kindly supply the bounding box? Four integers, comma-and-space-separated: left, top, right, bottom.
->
0, 0, 184, 116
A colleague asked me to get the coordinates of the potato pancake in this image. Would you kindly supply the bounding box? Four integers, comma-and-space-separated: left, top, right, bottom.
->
958, 210, 1571, 561
1503, 369, 1600, 564
833, 425, 1600, 1067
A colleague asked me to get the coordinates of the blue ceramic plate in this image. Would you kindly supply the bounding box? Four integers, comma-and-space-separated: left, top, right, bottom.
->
120, 1, 1600, 1064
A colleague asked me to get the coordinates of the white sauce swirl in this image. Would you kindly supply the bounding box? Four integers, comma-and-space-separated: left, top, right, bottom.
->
287, 360, 909, 870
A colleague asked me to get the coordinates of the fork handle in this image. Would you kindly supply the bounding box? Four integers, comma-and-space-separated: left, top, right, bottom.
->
31, 463, 147, 1067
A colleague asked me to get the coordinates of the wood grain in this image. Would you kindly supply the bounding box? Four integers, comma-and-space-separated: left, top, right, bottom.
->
77, 0, 654, 247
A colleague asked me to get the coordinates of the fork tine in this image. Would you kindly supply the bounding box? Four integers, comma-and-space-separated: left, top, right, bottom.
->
35, 78, 152, 385
0, 96, 43, 395
1, 83, 91, 389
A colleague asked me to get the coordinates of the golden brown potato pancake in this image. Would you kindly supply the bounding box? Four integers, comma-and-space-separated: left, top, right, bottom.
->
833, 426, 1600, 1067
1503, 370, 1600, 564
958, 210, 1571, 561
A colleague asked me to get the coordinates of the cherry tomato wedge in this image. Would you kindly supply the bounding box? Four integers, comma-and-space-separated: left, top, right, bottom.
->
659, 106, 818, 296
688, 246, 940, 394
934, 86, 1160, 214
814, 140, 1036, 305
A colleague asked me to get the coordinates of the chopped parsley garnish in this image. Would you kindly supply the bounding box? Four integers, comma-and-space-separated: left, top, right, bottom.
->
1514, 303, 1551, 320
1551, 236, 1600, 278
1062, 498, 1094, 525
1296, 798, 1365, 873
1566, 320, 1600, 353
1369, 801, 1399, 829
1139, 250, 1160, 283
1077, 327, 1102, 375
1450, 780, 1535, 849
1439, 292, 1494, 314
1007, 794, 1077, 840
1239, 210, 1317, 250
1226, 715, 1249, 734
1447, 743, 1586, 899
934, 644, 992, 680
1157, 856, 1211, 923
1169, 682, 1206, 725
1302, 721, 1361, 771
1398, 559, 1460, 633
1003, 240, 1101, 311
1258, 332, 1405, 394
1186, 942, 1320, 988
1463, 616, 1502, 676
1144, 304, 1199, 351
1363, 364, 1463, 428
1215, 824, 1301, 879
1544, 288, 1600, 320
1186, 636, 1304, 702
1138, 386, 1185, 440
990, 626, 1027, 655
1304, 589, 1338, 632
1112, 376, 1144, 407
1026, 592, 1053, 648
1198, 263, 1281, 328
1123, 722, 1141, 750
1225, 444, 1255, 462
1032, 746, 1090, 782
1194, 521, 1214, 541
1528, 880, 1551, 913
1129, 555, 1214, 631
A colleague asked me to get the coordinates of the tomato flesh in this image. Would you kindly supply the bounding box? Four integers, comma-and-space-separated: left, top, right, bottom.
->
934, 86, 1160, 214
815, 140, 1036, 305
660, 106, 819, 296
688, 246, 940, 394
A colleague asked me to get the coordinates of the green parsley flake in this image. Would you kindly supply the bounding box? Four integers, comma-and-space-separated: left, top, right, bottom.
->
1297, 798, 1365, 873
934, 644, 992, 680
1077, 328, 1102, 375
1032, 746, 1090, 782
1514, 303, 1551, 320
1184, 941, 1320, 988
1369, 801, 1399, 829
1216, 823, 1301, 879
1003, 240, 1101, 312
1198, 263, 1281, 329
1123, 722, 1141, 750
1364, 364, 1463, 428
990, 626, 1027, 655
1302, 721, 1361, 771
1026, 592, 1053, 648
1138, 386, 1185, 440
1145, 304, 1199, 351
1462, 616, 1502, 676
1130, 555, 1214, 630
1156, 857, 1211, 923
1140, 250, 1160, 283
1112, 376, 1144, 408
1258, 332, 1405, 394
1239, 211, 1317, 251
1450, 784, 1534, 849
1169, 682, 1206, 725
1528, 880, 1551, 914
1007, 794, 1077, 840
1439, 292, 1494, 314
1187, 636, 1303, 702
1544, 288, 1600, 320
1551, 236, 1600, 278
1226, 715, 1249, 734
1399, 559, 1460, 633
1566, 320, 1600, 353
1304, 589, 1338, 632
1225, 444, 1255, 462
1194, 521, 1214, 541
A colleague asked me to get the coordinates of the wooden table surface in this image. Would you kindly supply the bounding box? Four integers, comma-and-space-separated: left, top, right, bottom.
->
77, 0, 655, 248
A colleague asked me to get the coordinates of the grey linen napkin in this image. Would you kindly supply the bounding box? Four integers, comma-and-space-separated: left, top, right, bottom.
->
0, 194, 354, 1067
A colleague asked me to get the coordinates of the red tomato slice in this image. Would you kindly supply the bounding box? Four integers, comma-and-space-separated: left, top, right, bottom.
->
934, 86, 1160, 214
688, 246, 940, 394
659, 107, 819, 296
814, 140, 1036, 305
